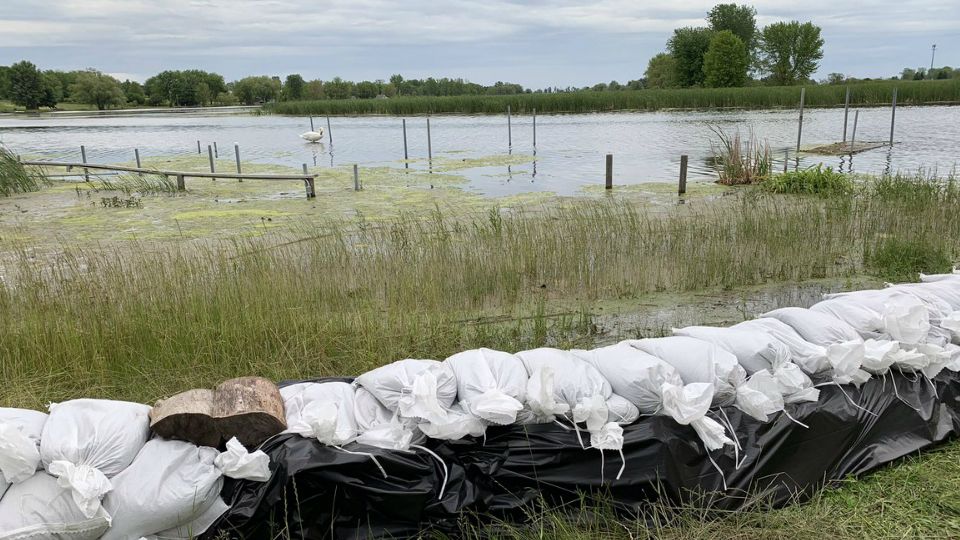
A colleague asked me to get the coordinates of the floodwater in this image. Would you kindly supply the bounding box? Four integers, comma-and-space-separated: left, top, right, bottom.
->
1, 105, 957, 196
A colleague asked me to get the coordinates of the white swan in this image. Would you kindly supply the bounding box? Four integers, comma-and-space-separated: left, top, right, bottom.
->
300, 128, 325, 143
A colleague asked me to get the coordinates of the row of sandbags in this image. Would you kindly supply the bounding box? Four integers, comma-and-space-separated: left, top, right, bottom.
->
0, 400, 270, 540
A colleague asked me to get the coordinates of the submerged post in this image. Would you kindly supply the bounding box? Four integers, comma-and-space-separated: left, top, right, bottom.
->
80, 145, 89, 182
213, 141, 218, 158
842, 86, 851, 142
783, 149, 788, 173
234, 143, 242, 179
679, 155, 688, 195
426, 116, 433, 162
309, 116, 315, 131
303, 164, 315, 198
402, 118, 409, 168
532, 108, 537, 147
796, 87, 806, 153
605, 154, 613, 190
889, 87, 898, 146
507, 105, 512, 147
134, 148, 141, 169
207, 145, 215, 173
197, 140, 201, 154
850, 110, 860, 151
326, 116, 332, 144
353, 164, 360, 191
176, 174, 185, 191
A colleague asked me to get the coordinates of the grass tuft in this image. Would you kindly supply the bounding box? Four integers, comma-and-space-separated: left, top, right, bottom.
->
0, 146, 43, 196
710, 127, 771, 185
762, 165, 854, 196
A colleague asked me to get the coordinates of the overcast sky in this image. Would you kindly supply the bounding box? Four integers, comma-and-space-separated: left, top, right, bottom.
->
1, 0, 956, 87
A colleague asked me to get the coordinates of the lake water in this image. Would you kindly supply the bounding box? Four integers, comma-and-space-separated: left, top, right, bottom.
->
1, 105, 957, 196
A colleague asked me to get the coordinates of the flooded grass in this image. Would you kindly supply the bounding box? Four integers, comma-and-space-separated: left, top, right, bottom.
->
0, 146, 44, 196
269, 79, 960, 116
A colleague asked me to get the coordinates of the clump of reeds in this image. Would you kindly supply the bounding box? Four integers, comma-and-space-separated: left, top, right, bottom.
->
762, 164, 853, 196
710, 127, 771, 185
98, 172, 179, 195
0, 146, 43, 196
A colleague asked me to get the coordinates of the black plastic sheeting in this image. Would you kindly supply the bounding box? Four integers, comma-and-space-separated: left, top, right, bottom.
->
208, 371, 960, 539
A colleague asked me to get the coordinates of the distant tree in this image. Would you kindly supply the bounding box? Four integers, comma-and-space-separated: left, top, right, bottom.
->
626, 79, 644, 90
912, 68, 927, 80
825, 72, 847, 85
303, 79, 324, 100
389, 74, 404, 95
644, 53, 677, 89
758, 21, 824, 85
353, 80, 378, 99
324, 77, 352, 99
232, 76, 281, 104
283, 74, 305, 101
668, 27, 714, 87
607, 80, 623, 91
214, 91, 239, 106
70, 70, 125, 110
143, 70, 226, 106
703, 31, 749, 87
900, 68, 917, 81
0, 66, 10, 100
591, 82, 608, 92
41, 72, 63, 106
707, 4, 757, 53
120, 80, 146, 105
9, 61, 49, 109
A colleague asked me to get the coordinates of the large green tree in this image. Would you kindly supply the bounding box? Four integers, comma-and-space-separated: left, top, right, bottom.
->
8, 61, 47, 109
644, 53, 678, 88
121, 80, 146, 105
703, 30, 749, 87
667, 27, 715, 87
0, 66, 10, 100
758, 21, 824, 85
707, 4, 757, 53
232, 76, 281, 105
283, 74, 305, 101
71, 70, 125, 110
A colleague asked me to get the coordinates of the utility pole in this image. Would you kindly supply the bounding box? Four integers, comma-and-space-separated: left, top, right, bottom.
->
930, 44, 937, 73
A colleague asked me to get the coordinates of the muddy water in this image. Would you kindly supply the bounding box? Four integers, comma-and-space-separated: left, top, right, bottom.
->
1, 106, 958, 197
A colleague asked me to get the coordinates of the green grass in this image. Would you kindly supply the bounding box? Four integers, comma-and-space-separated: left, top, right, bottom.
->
761, 164, 854, 196
268, 79, 960, 116
710, 127, 771, 185
0, 146, 44, 196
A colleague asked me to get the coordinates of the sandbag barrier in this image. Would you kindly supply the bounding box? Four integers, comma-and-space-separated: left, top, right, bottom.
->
3, 272, 960, 539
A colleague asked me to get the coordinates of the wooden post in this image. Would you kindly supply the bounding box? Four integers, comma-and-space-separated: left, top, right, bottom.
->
234, 143, 242, 180
213, 141, 218, 158
889, 87, 898, 146
532, 108, 537, 147
353, 164, 360, 191
796, 87, 805, 153
842, 86, 851, 142
326, 116, 332, 144
197, 140, 201, 154
507, 105, 512, 147
80, 145, 89, 182
303, 164, 315, 198
176, 174, 185, 191
207, 145, 215, 173
850, 110, 860, 152
783, 149, 788, 173
134, 148, 141, 169
426, 116, 433, 162
678, 155, 688, 195
309, 116, 315, 131
605, 154, 613, 190
402, 118, 409, 168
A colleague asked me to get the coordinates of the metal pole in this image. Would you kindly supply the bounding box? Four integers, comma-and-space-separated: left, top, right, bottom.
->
197, 140, 201, 154
842, 87, 850, 142
234, 143, 242, 179
889, 87, 897, 146
213, 141, 218, 158
402, 119, 409, 168
134, 148, 141, 169
678, 155, 688, 195
507, 105, 512, 147
207, 145, 215, 173
533, 108, 537, 147
353, 164, 360, 191
796, 87, 805, 153
783, 149, 788, 173
426, 116, 433, 162
850, 110, 859, 152
80, 145, 89, 182
326, 116, 332, 144
605, 154, 613, 189
309, 116, 315, 131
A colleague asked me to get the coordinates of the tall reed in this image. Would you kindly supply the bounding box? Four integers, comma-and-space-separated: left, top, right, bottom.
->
710, 127, 771, 185
0, 146, 42, 196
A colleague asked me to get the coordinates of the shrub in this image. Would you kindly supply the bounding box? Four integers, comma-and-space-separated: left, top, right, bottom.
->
711, 127, 771, 185
865, 237, 953, 282
762, 165, 853, 195
0, 146, 42, 196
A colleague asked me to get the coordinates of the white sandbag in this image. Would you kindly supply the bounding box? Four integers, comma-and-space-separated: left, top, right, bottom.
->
897, 281, 960, 310
281, 382, 357, 446
810, 296, 886, 340
100, 439, 225, 540
354, 387, 421, 451
624, 337, 745, 406
942, 312, 960, 343
149, 497, 231, 540
862, 339, 900, 374
39, 399, 151, 519
215, 437, 271, 482
0, 408, 47, 498
443, 348, 527, 425
605, 394, 640, 424
515, 347, 638, 431
354, 359, 458, 424
418, 403, 487, 440
732, 318, 831, 375
572, 343, 732, 451
0, 472, 110, 540
762, 307, 863, 345
918, 267, 960, 282
813, 291, 932, 344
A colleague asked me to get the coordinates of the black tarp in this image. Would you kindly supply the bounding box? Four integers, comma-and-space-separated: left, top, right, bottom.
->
209, 370, 960, 539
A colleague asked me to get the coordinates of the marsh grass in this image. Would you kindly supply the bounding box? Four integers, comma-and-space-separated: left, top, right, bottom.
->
2, 173, 959, 409
96, 172, 180, 195
0, 146, 43, 196
710, 128, 771, 185
268, 79, 960, 116
762, 164, 854, 196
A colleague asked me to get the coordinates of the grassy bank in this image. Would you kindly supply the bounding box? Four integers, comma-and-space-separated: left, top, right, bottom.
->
268, 79, 960, 116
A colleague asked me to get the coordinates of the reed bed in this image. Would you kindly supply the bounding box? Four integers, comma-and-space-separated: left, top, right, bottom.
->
2, 173, 958, 410
268, 79, 960, 116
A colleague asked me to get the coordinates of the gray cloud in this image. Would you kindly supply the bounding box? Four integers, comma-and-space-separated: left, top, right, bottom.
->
1, 0, 956, 86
